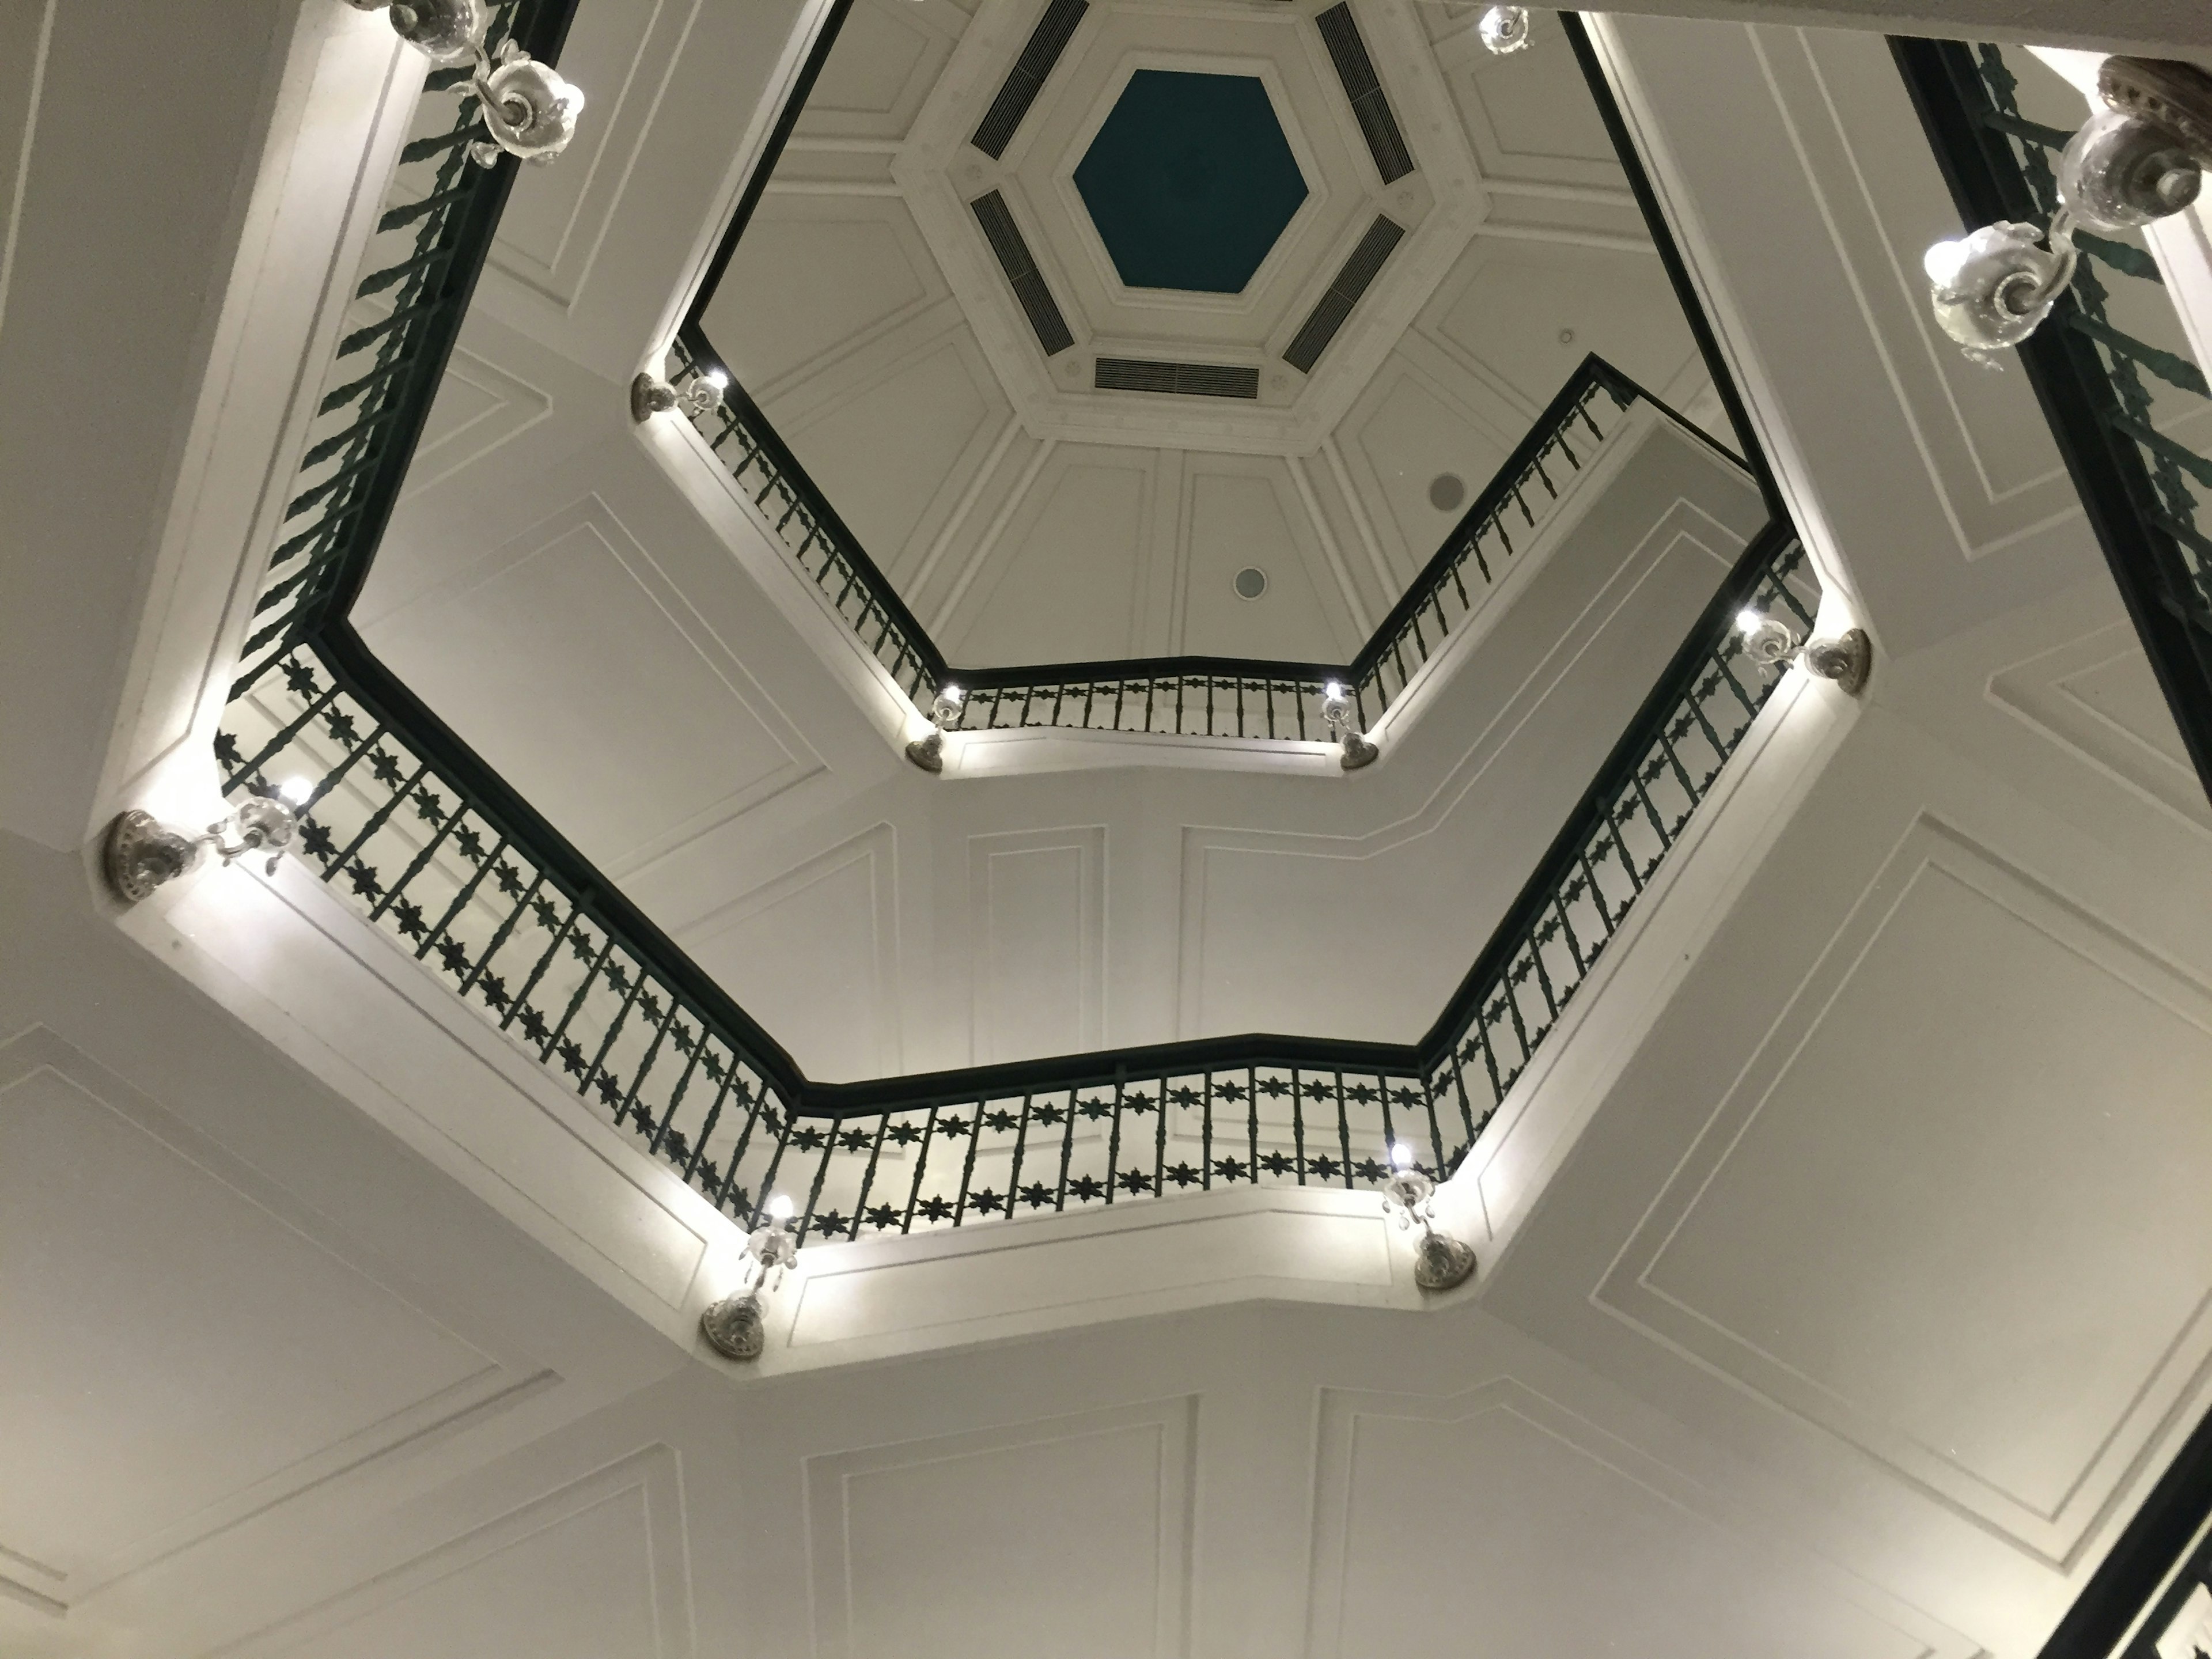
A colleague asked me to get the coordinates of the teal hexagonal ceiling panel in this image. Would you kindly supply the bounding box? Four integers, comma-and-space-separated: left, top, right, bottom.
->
1073, 70, 1308, 295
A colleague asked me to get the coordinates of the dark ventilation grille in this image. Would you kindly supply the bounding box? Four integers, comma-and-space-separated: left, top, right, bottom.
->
1313, 3, 1414, 184
970, 191, 1075, 355
971, 0, 1088, 158
1281, 215, 1404, 373
1095, 358, 1262, 399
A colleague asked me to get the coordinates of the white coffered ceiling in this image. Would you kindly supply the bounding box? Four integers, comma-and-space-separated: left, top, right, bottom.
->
698, 0, 1728, 666
12, 6, 2212, 1659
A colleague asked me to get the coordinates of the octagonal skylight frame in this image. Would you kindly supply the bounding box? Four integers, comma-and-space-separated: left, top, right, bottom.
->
1063, 55, 1324, 315
884, 0, 1487, 452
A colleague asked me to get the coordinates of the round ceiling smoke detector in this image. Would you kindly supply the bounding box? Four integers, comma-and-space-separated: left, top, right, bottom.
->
1233, 566, 1268, 600
1429, 473, 1466, 512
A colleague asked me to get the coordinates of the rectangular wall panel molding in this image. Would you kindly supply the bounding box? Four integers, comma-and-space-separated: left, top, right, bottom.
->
1313, 3, 1414, 184
970, 191, 1077, 356
971, 0, 1089, 159
1281, 215, 1404, 373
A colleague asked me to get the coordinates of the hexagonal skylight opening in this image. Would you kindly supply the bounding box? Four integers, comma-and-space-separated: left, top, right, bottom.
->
1071, 69, 1308, 295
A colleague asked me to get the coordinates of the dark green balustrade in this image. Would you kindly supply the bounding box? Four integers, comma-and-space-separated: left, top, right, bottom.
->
667, 336, 1709, 745
1896, 39, 2212, 804
213, 0, 1817, 1242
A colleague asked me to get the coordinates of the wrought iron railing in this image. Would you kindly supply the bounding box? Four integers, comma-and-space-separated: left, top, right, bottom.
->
669, 334, 1702, 742
211, 0, 1814, 1244
220, 521, 1814, 1241
234, 0, 569, 692
1896, 39, 2212, 804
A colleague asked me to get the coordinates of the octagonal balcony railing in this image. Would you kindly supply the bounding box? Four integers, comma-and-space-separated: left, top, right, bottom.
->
665, 333, 1698, 745
663, 2, 1774, 752
210, 0, 1823, 1248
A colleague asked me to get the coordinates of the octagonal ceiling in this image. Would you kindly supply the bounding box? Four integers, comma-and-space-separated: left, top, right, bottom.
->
695, 0, 1729, 670
1073, 70, 1309, 294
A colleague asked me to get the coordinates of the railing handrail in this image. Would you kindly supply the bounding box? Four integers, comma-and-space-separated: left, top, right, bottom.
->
675, 340, 1727, 726
1353, 355, 1633, 684
1893, 37, 2212, 806
234, 0, 575, 689
1411, 515, 1807, 1063
712, 365, 949, 687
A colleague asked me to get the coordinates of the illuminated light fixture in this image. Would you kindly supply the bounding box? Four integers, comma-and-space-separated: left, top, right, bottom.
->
101, 797, 300, 904
278, 775, 317, 807
630, 365, 726, 423
699, 1193, 801, 1361
1923, 55, 2206, 363
1320, 680, 1378, 771
905, 684, 966, 774
1735, 608, 1873, 696
1477, 5, 1531, 55
346, 0, 584, 169
1379, 1141, 1478, 1291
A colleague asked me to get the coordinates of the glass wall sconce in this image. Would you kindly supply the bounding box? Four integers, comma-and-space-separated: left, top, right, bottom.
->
346, 0, 584, 168
1735, 608, 1872, 696
1380, 1142, 1478, 1291
1924, 56, 2207, 362
699, 1195, 801, 1362
1478, 6, 1531, 55
631, 366, 726, 423
1321, 680, 1378, 771
103, 796, 300, 904
906, 685, 965, 773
